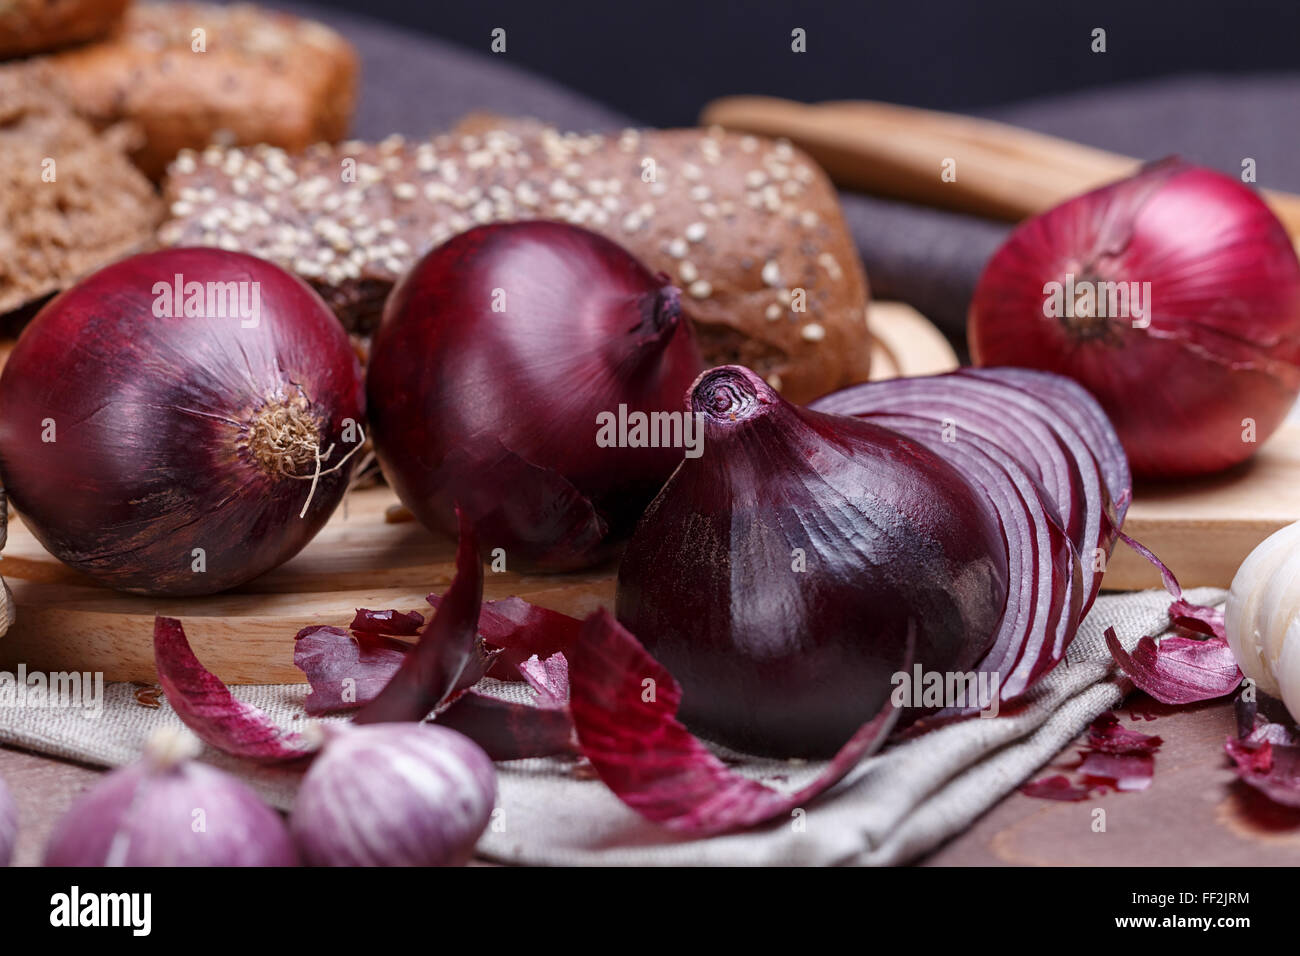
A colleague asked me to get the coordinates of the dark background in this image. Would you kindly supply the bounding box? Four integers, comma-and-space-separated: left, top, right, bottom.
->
310, 0, 1300, 125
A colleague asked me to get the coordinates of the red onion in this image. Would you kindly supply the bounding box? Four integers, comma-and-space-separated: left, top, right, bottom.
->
289, 723, 496, 867
0, 774, 14, 867
813, 367, 1125, 615
617, 366, 1010, 757
0, 248, 365, 594
366, 221, 704, 571
42, 728, 298, 866
968, 159, 1300, 478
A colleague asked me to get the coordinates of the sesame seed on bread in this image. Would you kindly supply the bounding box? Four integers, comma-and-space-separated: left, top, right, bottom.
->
158, 119, 872, 402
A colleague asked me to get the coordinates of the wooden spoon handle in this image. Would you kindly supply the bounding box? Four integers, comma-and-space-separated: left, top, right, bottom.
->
701, 95, 1300, 238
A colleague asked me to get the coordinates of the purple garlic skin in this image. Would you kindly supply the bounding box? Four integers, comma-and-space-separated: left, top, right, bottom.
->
290, 723, 496, 866
42, 743, 297, 867
0, 775, 16, 867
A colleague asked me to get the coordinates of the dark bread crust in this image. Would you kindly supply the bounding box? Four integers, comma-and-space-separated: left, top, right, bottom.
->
43, 1, 357, 179
159, 120, 871, 401
0, 0, 129, 59
0, 65, 161, 315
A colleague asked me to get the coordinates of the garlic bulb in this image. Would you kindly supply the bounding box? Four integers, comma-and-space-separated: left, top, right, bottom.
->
289, 722, 496, 867
1225, 521, 1300, 719
42, 727, 298, 866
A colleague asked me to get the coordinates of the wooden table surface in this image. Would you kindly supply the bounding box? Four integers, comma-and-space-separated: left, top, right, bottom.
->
4, 691, 1295, 866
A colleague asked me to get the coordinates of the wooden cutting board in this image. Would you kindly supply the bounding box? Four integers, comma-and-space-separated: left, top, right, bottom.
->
0, 302, 956, 684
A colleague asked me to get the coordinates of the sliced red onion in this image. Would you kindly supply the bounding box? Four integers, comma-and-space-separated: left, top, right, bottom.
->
961, 366, 1132, 523
855, 410, 1080, 707
812, 367, 1120, 613
154, 617, 314, 762
1104, 627, 1243, 705
43, 729, 298, 866
289, 723, 496, 866
0, 775, 15, 867
618, 366, 1005, 757
566, 609, 904, 835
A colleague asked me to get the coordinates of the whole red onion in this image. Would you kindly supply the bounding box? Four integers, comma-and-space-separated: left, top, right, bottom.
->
0, 248, 365, 594
969, 160, 1300, 478
42, 729, 298, 866
0, 774, 15, 866
367, 221, 704, 571
616, 366, 1009, 757
289, 723, 496, 867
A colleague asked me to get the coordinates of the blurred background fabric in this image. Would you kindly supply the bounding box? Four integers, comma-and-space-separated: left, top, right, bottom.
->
271, 0, 1300, 342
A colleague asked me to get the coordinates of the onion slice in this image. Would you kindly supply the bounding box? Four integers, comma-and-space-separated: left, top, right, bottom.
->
566, 609, 908, 835
154, 617, 315, 762
853, 411, 1079, 709
1104, 627, 1242, 705
813, 368, 1118, 613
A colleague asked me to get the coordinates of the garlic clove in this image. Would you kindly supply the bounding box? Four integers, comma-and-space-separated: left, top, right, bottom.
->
1226, 521, 1300, 695
1275, 617, 1300, 721
1259, 538, 1300, 679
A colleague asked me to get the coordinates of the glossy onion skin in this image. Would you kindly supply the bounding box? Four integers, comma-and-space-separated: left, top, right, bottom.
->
969, 162, 1300, 479
0, 249, 365, 595
289, 723, 496, 867
366, 221, 704, 572
42, 758, 298, 867
616, 366, 1009, 758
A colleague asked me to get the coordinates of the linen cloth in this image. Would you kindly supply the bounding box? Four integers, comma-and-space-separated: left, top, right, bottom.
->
0, 588, 1224, 866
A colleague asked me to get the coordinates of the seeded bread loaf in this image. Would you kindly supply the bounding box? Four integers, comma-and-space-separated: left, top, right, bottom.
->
0, 65, 161, 316
0, 0, 129, 59
158, 120, 872, 401
42, 1, 357, 179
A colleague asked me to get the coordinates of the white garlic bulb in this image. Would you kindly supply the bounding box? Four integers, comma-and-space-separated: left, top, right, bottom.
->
1225, 520, 1300, 720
